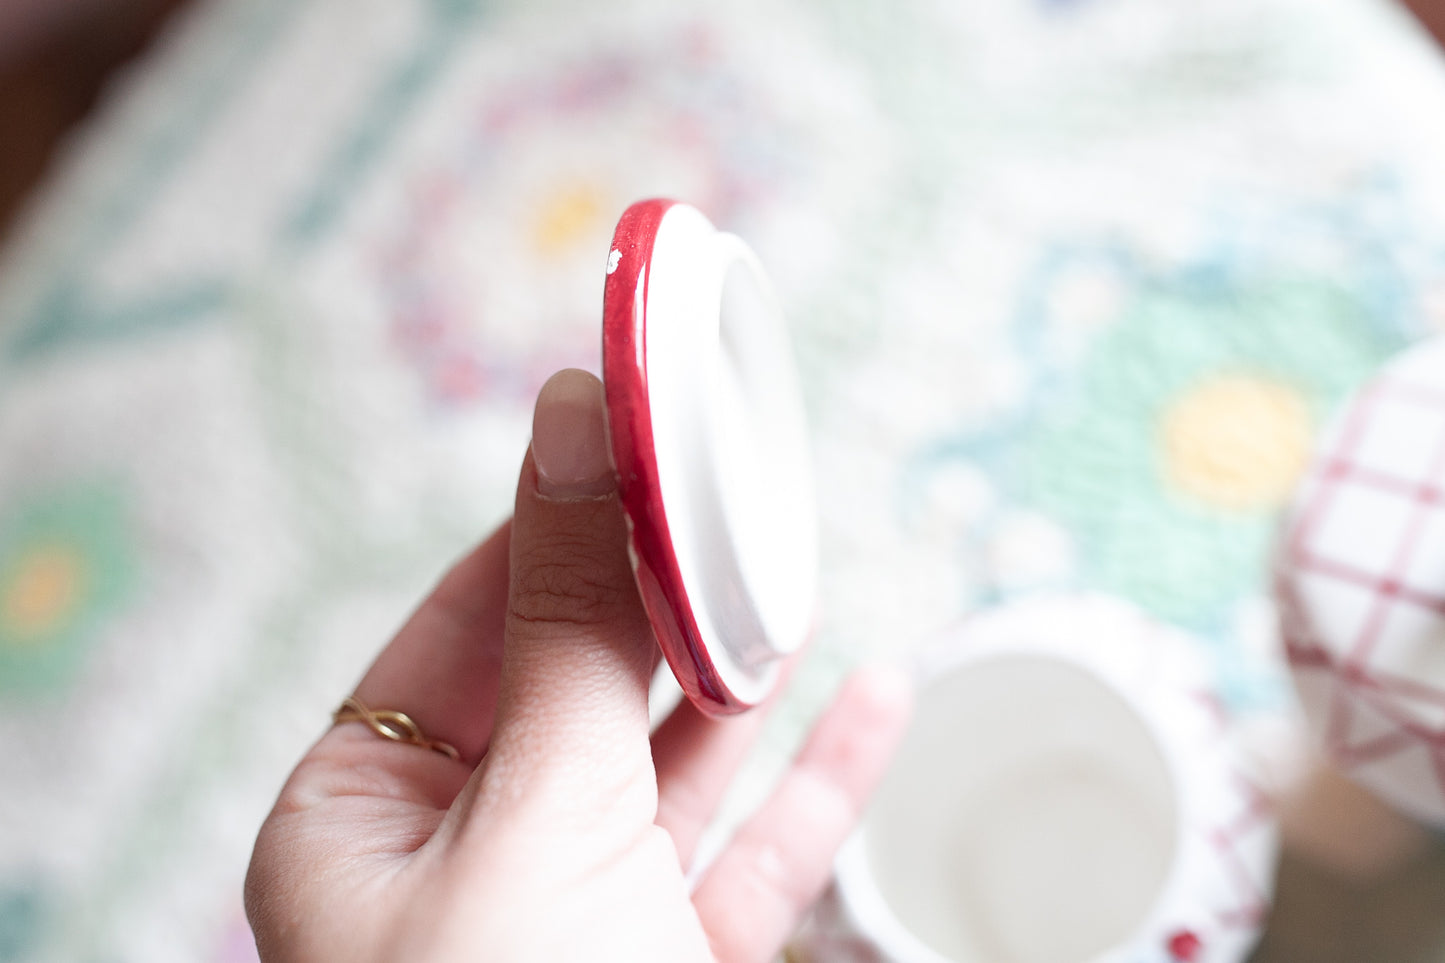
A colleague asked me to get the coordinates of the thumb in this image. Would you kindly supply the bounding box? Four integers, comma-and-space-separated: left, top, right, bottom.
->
481, 368, 659, 816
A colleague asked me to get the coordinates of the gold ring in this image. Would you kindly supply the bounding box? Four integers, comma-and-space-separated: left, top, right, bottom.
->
332, 696, 461, 761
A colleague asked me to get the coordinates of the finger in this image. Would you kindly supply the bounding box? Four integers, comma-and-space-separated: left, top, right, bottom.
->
652, 659, 795, 869
303, 521, 511, 808
259, 525, 513, 838
347, 521, 512, 764
475, 369, 658, 819
690, 666, 912, 963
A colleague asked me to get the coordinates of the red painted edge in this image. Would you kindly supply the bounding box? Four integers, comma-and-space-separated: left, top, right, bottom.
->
602, 198, 751, 715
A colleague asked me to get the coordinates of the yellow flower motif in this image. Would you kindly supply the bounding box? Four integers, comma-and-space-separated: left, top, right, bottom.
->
1, 543, 88, 644
1160, 374, 1312, 512
0, 483, 134, 696
531, 182, 606, 259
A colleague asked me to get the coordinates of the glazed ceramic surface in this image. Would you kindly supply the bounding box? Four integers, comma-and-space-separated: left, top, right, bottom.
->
835, 595, 1276, 963
602, 200, 817, 714
1278, 333, 1445, 826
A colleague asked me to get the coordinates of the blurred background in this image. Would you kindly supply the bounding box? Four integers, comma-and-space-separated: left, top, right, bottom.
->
4, 0, 1445, 960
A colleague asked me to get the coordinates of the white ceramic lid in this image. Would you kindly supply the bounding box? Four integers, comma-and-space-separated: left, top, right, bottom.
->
601, 199, 817, 714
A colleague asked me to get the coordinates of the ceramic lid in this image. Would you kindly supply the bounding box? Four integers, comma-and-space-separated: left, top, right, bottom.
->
601, 199, 817, 714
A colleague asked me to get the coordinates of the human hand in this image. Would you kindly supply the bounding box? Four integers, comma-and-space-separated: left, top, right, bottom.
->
244, 368, 912, 962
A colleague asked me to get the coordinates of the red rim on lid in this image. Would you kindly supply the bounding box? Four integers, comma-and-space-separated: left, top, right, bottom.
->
601, 199, 817, 715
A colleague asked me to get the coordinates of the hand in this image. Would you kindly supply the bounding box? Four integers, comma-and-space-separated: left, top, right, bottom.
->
244, 368, 912, 962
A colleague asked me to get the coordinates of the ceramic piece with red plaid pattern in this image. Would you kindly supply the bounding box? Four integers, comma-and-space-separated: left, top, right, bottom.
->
1279, 333, 1445, 826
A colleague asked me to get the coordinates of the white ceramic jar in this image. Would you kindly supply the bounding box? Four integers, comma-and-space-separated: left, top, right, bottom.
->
834, 595, 1277, 963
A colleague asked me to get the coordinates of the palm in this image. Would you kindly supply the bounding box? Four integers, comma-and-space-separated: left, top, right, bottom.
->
253, 668, 901, 963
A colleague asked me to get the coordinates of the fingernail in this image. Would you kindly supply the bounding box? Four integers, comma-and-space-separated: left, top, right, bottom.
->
532, 369, 615, 499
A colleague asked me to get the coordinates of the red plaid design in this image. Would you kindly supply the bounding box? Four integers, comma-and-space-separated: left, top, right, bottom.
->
1280, 340, 1445, 821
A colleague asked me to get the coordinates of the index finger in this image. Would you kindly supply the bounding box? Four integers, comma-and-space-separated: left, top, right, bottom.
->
338, 519, 513, 768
